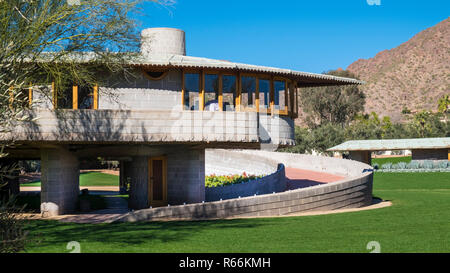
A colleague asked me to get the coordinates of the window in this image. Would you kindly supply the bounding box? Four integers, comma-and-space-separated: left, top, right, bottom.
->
259, 79, 270, 111
274, 80, 286, 111
292, 82, 298, 117
78, 85, 94, 109
56, 84, 73, 109
183, 73, 200, 110
222, 75, 236, 111
9, 87, 31, 108
204, 73, 219, 111
241, 76, 256, 110
143, 70, 168, 81
53, 82, 98, 110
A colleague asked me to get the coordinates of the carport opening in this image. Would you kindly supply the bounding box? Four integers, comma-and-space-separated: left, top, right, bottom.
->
17, 158, 127, 213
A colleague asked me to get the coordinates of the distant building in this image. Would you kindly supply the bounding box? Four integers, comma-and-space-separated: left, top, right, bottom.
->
328, 137, 450, 165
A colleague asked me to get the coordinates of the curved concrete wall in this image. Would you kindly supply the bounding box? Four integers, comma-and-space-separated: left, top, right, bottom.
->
235, 150, 373, 177
205, 149, 278, 176
141, 28, 186, 56
205, 164, 286, 202
115, 150, 373, 222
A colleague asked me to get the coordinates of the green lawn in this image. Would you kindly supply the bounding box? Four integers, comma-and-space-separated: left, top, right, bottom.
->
23, 172, 450, 253
21, 172, 119, 187
371, 156, 411, 166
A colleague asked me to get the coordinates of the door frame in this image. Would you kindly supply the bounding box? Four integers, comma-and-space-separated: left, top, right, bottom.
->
148, 156, 168, 207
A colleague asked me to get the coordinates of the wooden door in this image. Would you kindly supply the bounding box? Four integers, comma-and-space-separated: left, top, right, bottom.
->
148, 156, 167, 207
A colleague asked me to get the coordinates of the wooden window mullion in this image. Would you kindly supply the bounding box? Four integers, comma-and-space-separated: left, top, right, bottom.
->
218, 73, 223, 111
72, 85, 78, 110
200, 70, 205, 111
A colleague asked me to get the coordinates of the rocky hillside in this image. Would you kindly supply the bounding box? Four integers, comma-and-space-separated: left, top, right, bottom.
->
347, 17, 450, 121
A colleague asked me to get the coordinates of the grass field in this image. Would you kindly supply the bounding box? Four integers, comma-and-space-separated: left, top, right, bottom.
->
22, 172, 450, 253
21, 172, 119, 187
371, 156, 412, 166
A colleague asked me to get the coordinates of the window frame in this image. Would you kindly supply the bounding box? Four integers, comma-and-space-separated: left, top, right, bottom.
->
52, 81, 99, 110
180, 68, 294, 117
273, 76, 289, 116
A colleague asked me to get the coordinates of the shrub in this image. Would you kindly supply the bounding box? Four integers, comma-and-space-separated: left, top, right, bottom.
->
381, 163, 392, 170
438, 161, 448, 169
406, 161, 420, 169
205, 172, 264, 188
372, 163, 379, 170
421, 160, 434, 169
395, 162, 408, 169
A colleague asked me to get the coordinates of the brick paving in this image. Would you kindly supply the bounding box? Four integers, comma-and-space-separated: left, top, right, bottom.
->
285, 167, 344, 190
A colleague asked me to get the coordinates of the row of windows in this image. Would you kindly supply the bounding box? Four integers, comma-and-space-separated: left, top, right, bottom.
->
52, 83, 98, 110
182, 70, 298, 117
17, 70, 299, 118
13, 84, 98, 110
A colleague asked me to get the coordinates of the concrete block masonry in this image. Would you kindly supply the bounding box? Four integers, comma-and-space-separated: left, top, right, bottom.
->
6, 109, 296, 145
40, 147, 79, 217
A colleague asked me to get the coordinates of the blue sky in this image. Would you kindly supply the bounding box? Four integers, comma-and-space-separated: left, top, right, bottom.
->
139, 0, 449, 73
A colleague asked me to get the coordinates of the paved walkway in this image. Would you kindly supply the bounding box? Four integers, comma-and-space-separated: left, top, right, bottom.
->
285, 167, 344, 190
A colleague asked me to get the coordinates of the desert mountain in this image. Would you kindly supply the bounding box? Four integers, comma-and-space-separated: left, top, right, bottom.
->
347, 17, 450, 121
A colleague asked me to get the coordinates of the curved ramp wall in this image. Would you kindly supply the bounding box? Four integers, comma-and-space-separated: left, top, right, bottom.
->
116, 150, 374, 222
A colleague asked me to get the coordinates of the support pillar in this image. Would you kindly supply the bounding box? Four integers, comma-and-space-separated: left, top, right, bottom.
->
40, 147, 79, 217
167, 148, 205, 205
127, 157, 149, 210
119, 160, 129, 195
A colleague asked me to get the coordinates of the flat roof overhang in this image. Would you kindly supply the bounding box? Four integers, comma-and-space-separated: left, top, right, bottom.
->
29, 52, 364, 88
328, 137, 450, 152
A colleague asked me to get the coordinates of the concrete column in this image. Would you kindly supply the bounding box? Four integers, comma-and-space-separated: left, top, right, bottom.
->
40, 147, 79, 217
127, 157, 149, 210
167, 148, 205, 205
119, 160, 129, 195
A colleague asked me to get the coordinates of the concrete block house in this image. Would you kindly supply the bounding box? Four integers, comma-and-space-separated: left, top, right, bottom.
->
3, 28, 361, 216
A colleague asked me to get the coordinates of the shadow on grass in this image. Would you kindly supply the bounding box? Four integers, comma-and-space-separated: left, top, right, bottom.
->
25, 217, 267, 251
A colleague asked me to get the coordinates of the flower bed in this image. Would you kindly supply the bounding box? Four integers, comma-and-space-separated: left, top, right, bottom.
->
205, 172, 264, 188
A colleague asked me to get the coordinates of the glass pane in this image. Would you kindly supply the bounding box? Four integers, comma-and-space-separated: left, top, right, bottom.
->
241, 76, 256, 109
16, 88, 30, 108
222, 75, 236, 111
288, 82, 294, 113
259, 79, 270, 110
78, 85, 94, 109
274, 80, 286, 110
57, 84, 73, 109
184, 73, 200, 110
293, 86, 298, 115
204, 74, 219, 111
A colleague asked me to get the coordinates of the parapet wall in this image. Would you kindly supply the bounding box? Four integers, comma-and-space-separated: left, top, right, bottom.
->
5, 110, 295, 146
115, 150, 373, 222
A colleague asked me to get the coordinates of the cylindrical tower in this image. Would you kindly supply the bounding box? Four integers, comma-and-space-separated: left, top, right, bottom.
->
140, 27, 186, 56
